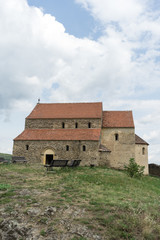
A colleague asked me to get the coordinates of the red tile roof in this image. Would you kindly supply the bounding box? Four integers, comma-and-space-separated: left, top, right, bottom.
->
14, 129, 101, 141
26, 102, 102, 119
102, 111, 134, 128
135, 134, 149, 145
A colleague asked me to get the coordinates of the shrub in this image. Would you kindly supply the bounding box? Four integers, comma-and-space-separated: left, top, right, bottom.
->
40, 229, 46, 236
124, 158, 145, 178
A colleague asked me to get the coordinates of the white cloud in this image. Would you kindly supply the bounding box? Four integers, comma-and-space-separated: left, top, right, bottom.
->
0, 0, 160, 164
0, 0, 159, 109
75, 0, 143, 23
0, 0, 136, 109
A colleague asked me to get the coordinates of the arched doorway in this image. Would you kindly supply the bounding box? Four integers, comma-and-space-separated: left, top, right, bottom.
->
42, 149, 55, 165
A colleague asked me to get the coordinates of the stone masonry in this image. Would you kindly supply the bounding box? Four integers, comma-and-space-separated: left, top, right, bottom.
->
13, 140, 100, 166
135, 144, 148, 175
101, 128, 135, 169
25, 118, 101, 129
13, 102, 149, 174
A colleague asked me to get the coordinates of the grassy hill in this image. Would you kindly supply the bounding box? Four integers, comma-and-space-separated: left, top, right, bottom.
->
0, 164, 160, 239
0, 152, 12, 160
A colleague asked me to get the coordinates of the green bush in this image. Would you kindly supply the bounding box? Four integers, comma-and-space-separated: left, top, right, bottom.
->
124, 158, 145, 178
0, 184, 11, 191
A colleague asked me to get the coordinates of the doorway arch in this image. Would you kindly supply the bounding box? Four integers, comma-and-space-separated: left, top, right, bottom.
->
42, 149, 55, 165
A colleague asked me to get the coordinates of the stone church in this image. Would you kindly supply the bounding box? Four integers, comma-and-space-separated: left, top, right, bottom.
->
13, 102, 149, 174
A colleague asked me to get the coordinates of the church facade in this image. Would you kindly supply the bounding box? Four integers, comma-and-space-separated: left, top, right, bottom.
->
13, 102, 149, 174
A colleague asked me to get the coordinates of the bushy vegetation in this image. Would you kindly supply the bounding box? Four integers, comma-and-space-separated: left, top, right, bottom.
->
124, 158, 145, 178
0, 164, 160, 239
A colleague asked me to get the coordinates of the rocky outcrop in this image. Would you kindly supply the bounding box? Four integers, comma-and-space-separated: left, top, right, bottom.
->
0, 205, 103, 240
0, 220, 32, 240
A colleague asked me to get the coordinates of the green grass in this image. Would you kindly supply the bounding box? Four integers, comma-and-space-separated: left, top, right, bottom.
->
0, 164, 160, 239
0, 152, 12, 160
40, 229, 46, 236
0, 184, 11, 190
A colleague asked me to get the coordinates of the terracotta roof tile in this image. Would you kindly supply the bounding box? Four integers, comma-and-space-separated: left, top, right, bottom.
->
135, 134, 149, 145
14, 129, 101, 141
102, 111, 134, 128
27, 102, 102, 119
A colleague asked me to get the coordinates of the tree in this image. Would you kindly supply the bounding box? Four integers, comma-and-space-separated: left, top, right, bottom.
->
124, 158, 145, 178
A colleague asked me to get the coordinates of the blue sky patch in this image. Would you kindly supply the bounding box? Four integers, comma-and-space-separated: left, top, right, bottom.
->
27, 0, 102, 39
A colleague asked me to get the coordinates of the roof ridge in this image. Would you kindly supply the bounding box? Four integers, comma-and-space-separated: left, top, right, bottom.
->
103, 110, 132, 112
37, 102, 102, 105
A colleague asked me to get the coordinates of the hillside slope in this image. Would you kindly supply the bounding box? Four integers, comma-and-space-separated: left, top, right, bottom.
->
0, 153, 12, 160
0, 165, 160, 239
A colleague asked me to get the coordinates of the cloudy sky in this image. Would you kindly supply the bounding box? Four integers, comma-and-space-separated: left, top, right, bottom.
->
0, 0, 160, 164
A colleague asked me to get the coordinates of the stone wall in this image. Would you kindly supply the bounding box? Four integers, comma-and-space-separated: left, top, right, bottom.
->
13, 140, 100, 166
99, 152, 111, 167
25, 118, 102, 129
100, 128, 135, 169
135, 144, 148, 175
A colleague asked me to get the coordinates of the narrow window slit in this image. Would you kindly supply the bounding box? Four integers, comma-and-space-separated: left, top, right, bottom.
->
142, 147, 145, 155
115, 134, 119, 141
83, 145, 86, 151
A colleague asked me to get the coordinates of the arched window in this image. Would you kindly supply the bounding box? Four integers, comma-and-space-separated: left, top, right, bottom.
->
62, 122, 65, 128
88, 122, 91, 128
66, 145, 69, 151
115, 133, 119, 141
82, 145, 86, 151
142, 147, 145, 155
26, 145, 29, 150
75, 122, 78, 128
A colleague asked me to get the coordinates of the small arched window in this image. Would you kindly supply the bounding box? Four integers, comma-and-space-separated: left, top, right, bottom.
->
66, 145, 69, 151
142, 147, 145, 155
75, 122, 78, 128
26, 145, 29, 150
88, 122, 91, 128
62, 122, 65, 128
82, 145, 86, 151
115, 134, 119, 141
